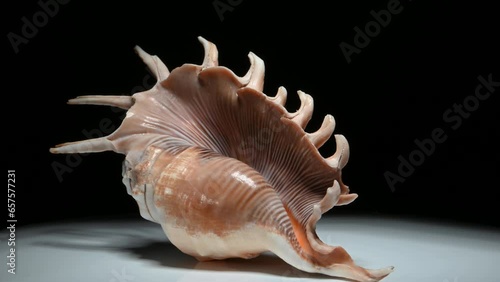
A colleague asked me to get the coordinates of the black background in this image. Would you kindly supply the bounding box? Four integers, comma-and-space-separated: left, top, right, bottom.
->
6, 0, 499, 228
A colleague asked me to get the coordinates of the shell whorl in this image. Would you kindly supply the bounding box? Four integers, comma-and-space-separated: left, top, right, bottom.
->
50, 36, 393, 282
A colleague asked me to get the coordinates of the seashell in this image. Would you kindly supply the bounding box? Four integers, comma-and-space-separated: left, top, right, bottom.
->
50, 37, 394, 281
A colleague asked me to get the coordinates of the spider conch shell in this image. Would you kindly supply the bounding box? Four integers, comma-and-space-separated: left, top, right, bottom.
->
50, 37, 394, 281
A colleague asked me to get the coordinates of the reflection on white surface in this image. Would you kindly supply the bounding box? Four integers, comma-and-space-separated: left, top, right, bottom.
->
1, 215, 499, 282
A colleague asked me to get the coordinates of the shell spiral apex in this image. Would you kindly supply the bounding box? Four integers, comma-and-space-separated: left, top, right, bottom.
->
50, 36, 393, 281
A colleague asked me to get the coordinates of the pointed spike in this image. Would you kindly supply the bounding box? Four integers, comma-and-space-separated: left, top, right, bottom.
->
239, 52, 265, 91
307, 114, 335, 148
247, 52, 265, 91
68, 95, 134, 110
290, 91, 314, 129
134, 46, 170, 81
268, 86, 287, 106
319, 181, 342, 214
307, 181, 341, 231
198, 36, 219, 68
336, 193, 358, 206
306, 203, 333, 255
327, 263, 394, 282
305, 181, 341, 254
365, 266, 395, 279
50, 137, 115, 154
326, 134, 350, 169
238, 53, 254, 85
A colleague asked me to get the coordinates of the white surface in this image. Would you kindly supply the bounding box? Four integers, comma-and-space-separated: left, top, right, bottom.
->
1, 215, 499, 282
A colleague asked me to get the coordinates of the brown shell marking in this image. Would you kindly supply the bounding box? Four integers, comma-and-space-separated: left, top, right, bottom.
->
50, 37, 393, 281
